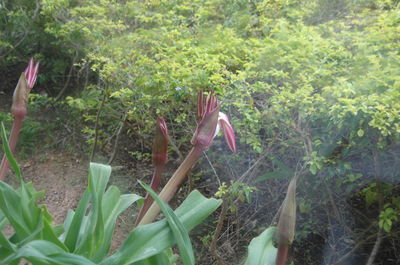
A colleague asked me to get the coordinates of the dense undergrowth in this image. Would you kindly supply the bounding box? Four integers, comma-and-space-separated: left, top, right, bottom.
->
1, 0, 400, 264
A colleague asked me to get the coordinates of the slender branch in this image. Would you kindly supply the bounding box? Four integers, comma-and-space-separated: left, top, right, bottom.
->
366, 228, 383, 265
107, 109, 128, 164
209, 199, 229, 264
365, 152, 384, 265
90, 90, 107, 161
55, 52, 78, 101
332, 231, 378, 265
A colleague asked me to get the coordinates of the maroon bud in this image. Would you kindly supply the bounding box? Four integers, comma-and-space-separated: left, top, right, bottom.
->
152, 117, 169, 166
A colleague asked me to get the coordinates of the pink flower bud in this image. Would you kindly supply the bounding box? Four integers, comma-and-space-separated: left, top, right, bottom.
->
11, 73, 29, 120
191, 90, 220, 150
217, 112, 237, 153
192, 90, 236, 152
24, 58, 39, 91
152, 117, 169, 166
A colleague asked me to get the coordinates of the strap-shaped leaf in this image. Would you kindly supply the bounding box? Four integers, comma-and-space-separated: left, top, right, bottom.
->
72, 163, 111, 257
92, 187, 142, 261
63, 190, 90, 252
139, 181, 194, 265
0, 240, 97, 265
100, 190, 221, 265
0, 122, 22, 181
244, 227, 277, 265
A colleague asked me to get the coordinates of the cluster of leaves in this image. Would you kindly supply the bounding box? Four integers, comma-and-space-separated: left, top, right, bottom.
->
0, 123, 223, 264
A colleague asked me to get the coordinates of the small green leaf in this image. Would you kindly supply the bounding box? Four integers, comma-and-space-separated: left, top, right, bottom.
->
357, 129, 364, 137
310, 164, 317, 175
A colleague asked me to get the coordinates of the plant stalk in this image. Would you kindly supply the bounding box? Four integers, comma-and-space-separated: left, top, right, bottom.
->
137, 146, 203, 226
135, 164, 165, 225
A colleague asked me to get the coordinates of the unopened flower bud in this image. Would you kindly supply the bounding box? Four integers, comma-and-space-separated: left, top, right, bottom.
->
11, 73, 29, 120
152, 117, 169, 166
24, 58, 40, 91
191, 90, 221, 150
277, 177, 297, 244
276, 177, 297, 265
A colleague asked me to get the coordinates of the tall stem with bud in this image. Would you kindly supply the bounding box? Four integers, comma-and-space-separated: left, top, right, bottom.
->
135, 117, 169, 225
0, 58, 39, 180
276, 176, 298, 265
138, 90, 236, 226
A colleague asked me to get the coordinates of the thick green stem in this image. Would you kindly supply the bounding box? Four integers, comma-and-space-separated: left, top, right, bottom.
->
0, 118, 23, 180
138, 146, 203, 226
135, 164, 165, 226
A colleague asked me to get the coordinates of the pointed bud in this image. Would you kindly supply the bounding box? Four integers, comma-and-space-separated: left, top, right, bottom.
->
152, 117, 169, 166
217, 112, 237, 153
191, 90, 221, 150
192, 90, 237, 152
277, 177, 297, 244
276, 177, 297, 265
11, 73, 29, 120
24, 58, 40, 91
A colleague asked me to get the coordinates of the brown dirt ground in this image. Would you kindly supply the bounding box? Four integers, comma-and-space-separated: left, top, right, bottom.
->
3, 150, 140, 253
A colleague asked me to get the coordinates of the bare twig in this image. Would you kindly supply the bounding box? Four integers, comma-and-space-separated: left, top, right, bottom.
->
366, 228, 383, 265
210, 199, 229, 265
55, 52, 78, 101
107, 109, 129, 164
237, 154, 267, 183
90, 90, 107, 161
331, 228, 379, 265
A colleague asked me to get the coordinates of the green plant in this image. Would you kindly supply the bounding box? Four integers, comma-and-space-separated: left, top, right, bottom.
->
244, 227, 278, 265
138, 90, 236, 226
0, 122, 222, 264
0, 58, 39, 180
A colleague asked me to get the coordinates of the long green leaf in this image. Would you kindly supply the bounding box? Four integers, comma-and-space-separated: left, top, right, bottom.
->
74, 163, 111, 257
0, 240, 97, 265
244, 227, 277, 265
92, 186, 142, 261
100, 190, 221, 265
0, 122, 22, 181
0, 181, 31, 239
63, 191, 90, 252
133, 249, 177, 265
139, 181, 195, 265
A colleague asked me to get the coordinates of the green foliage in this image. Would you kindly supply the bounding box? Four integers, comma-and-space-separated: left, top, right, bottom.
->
0, 123, 222, 264
2, 1, 400, 262
215, 181, 256, 212
379, 205, 398, 233
0, 112, 41, 157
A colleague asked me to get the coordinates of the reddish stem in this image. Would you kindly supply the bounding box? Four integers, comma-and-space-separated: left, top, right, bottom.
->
135, 164, 165, 225
0, 118, 23, 180
137, 146, 203, 226
276, 244, 289, 265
